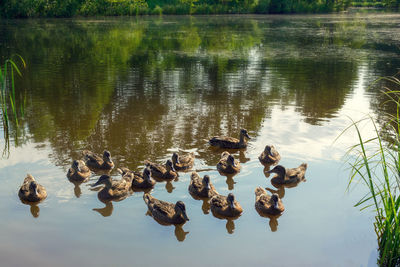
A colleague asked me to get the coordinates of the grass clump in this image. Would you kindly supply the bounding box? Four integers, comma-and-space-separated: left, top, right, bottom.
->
342, 75, 400, 266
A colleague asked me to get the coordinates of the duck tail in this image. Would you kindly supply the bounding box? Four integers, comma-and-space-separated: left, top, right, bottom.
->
24, 174, 35, 183
301, 163, 308, 170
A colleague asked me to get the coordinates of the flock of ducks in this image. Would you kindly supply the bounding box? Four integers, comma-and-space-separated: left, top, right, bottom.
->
18, 128, 307, 232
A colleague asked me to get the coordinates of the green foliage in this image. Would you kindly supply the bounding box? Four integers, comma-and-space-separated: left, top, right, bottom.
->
342, 76, 400, 266
0, 0, 359, 17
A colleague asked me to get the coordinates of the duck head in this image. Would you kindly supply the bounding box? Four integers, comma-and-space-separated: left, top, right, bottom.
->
143, 167, 152, 181
103, 150, 113, 164
172, 153, 179, 164
166, 159, 176, 172
29, 181, 39, 197
202, 175, 211, 190
264, 145, 276, 156
92, 175, 112, 188
240, 129, 251, 139
266, 165, 286, 177
72, 160, 82, 173
227, 193, 236, 209
255, 186, 265, 197
227, 155, 237, 168
175, 201, 189, 221
271, 193, 280, 209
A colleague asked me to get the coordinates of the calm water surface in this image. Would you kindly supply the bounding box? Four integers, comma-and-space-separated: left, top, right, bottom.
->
1, 13, 400, 266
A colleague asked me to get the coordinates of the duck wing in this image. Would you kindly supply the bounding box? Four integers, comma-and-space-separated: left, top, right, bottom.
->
210, 136, 239, 146
148, 162, 167, 176
190, 172, 203, 191
180, 153, 195, 164
211, 194, 227, 208
286, 164, 306, 179
23, 174, 35, 184
83, 150, 103, 164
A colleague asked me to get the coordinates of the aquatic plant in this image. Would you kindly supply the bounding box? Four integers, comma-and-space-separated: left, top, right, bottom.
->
342, 75, 400, 266
0, 56, 25, 129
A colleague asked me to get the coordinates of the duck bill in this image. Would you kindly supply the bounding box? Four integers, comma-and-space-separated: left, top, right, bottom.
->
182, 211, 189, 221
245, 133, 251, 139
92, 180, 102, 187
76, 166, 82, 173
273, 201, 279, 210
171, 165, 176, 172
231, 161, 237, 168
34, 187, 39, 196
206, 183, 211, 190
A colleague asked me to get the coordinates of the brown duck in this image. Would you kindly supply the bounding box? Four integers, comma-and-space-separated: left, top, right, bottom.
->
67, 160, 91, 182
210, 193, 243, 217
83, 150, 114, 170
188, 172, 218, 198
143, 193, 189, 225
18, 174, 47, 202
145, 159, 178, 181
209, 129, 251, 149
172, 152, 195, 171
255, 187, 284, 215
217, 151, 241, 174
259, 145, 281, 165
267, 163, 307, 185
91, 174, 130, 201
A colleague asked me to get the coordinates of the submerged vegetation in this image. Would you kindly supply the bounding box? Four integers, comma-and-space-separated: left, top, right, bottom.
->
344, 75, 400, 266
2, 0, 398, 18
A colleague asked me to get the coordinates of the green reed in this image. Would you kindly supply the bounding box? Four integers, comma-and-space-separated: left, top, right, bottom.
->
342, 76, 400, 266
0, 57, 26, 129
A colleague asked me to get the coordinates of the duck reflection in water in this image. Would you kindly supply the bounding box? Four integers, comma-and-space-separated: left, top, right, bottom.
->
93, 200, 114, 217
238, 150, 250, 164
26, 203, 40, 218
67, 179, 83, 198
258, 212, 281, 232
144, 210, 190, 242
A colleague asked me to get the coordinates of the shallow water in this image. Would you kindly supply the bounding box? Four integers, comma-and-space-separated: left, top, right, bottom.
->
1, 13, 400, 266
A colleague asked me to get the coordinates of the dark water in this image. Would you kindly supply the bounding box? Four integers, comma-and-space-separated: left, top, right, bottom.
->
1, 13, 400, 266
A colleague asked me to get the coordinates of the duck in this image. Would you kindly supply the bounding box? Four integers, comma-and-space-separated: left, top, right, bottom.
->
172, 152, 195, 171
67, 160, 91, 182
266, 163, 307, 185
217, 151, 241, 174
131, 167, 156, 189
145, 159, 178, 181
210, 193, 243, 217
259, 145, 281, 165
255, 187, 284, 215
91, 174, 130, 201
188, 172, 218, 198
18, 174, 47, 202
209, 129, 251, 149
83, 150, 114, 170
143, 193, 189, 225
116, 167, 135, 183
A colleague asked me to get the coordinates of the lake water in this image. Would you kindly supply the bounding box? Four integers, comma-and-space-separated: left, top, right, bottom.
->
1, 13, 400, 266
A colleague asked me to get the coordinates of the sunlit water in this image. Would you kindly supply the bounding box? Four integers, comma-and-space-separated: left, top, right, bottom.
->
1, 13, 400, 266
